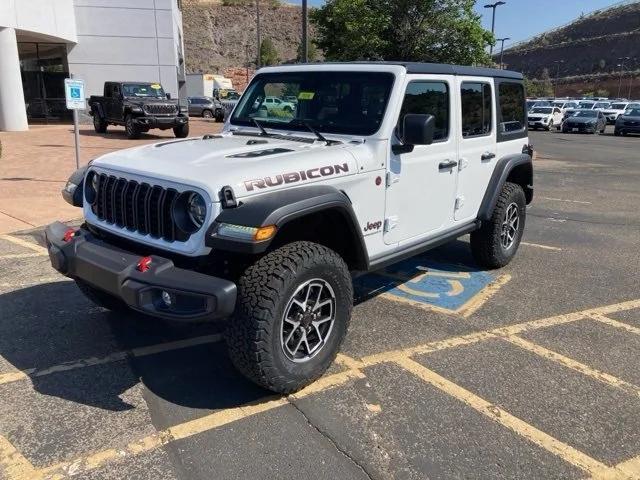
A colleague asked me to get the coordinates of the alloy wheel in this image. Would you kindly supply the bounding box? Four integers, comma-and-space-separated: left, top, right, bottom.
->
500, 202, 520, 250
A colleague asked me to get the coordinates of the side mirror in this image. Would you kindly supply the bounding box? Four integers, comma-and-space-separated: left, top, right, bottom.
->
166, 93, 171, 99
393, 114, 436, 154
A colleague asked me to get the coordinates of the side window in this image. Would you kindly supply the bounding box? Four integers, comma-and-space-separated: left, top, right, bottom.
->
497, 82, 525, 134
461, 82, 492, 137
112, 85, 120, 97
397, 81, 449, 142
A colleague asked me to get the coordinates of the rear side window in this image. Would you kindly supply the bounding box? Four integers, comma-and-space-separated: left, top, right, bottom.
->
498, 82, 526, 133
397, 81, 449, 142
461, 82, 492, 137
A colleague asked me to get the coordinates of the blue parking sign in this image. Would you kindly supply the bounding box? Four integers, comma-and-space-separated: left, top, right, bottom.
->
64, 78, 85, 110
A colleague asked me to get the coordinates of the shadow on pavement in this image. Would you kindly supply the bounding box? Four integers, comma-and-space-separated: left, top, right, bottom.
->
0, 240, 480, 412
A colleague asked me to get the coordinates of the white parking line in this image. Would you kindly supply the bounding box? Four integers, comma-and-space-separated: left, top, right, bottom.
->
521, 242, 562, 251
538, 196, 592, 205
0, 234, 48, 255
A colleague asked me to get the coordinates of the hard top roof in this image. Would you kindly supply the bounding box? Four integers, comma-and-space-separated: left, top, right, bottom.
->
287, 61, 523, 80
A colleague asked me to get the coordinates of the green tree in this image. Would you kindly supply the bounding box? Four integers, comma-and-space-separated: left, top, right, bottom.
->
260, 38, 280, 66
539, 68, 554, 97
297, 40, 319, 62
310, 0, 493, 65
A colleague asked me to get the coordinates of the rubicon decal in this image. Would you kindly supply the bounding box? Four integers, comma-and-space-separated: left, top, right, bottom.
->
244, 163, 349, 191
363, 221, 382, 232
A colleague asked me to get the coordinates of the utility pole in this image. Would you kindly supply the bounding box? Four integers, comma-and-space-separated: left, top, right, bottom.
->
628, 58, 636, 99
256, 0, 261, 69
484, 1, 506, 57
553, 60, 564, 98
617, 56, 630, 98
496, 37, 510, 69
301, 0, 308, 63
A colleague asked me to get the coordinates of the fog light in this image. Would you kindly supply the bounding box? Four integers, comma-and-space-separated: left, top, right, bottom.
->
161, 290, 173, 307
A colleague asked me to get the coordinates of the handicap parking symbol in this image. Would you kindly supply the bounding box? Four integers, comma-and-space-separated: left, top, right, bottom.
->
70, 87, 81, 99
355, 258, 510, 317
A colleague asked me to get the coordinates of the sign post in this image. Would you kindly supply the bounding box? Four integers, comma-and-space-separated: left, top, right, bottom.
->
64, 78, 86, 169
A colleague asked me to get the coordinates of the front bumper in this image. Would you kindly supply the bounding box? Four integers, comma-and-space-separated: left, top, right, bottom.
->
562, 123, 596, 132
616, 123, 640, 133
528, 120, 550, 128
44, 222, 236, 321
134, 115, 188, 129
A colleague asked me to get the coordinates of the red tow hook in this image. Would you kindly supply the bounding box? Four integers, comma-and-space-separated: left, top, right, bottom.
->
62, 228, 76, 242
137, 256, 153, 273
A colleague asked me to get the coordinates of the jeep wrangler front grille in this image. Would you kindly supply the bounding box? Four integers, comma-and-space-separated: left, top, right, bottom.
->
143, 104, 178, 115
91, 173, 187, 242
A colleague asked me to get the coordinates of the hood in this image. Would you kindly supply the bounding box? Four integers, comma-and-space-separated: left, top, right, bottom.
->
90, 133, 358, 201
565, 116, 598, 124
127, 98, 179, 106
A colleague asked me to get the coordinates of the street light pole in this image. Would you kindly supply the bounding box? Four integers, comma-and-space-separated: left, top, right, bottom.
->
256, 0, 261, 68
301, 0, 308, 63
484, 1, 506, 57
553, 60, 564, 97
617, 56, 630, 98
496, 37, 510, 69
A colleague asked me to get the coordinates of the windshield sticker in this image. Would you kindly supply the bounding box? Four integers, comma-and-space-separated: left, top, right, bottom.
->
151, 84, 162, 89
298, 92, 315, 100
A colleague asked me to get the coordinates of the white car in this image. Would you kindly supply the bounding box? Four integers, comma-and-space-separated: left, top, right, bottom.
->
262, 96, 296, 113
47, 62, 532, 393
602, 102, 640, 124
552, 101, 579, 115
592, 101, 611, 111
528, 106, 563, 130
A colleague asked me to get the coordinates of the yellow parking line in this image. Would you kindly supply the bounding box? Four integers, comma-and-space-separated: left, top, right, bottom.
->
615, 454, 640, 479
0, 252, 46, 260
0, 234, 48, 255
0, 334, 223, 386
521, 241, 563, 251
0, 435, 37, 480
503, 335, 640, 398
393, 357, 625, 479
590, 314, 640, 336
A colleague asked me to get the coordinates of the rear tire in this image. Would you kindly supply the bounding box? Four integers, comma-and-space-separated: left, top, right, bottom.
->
125, 114, 141, 139
93, 113, 107, 133
226, 242, 353, 394
76, 279, 129, 313
173, 123, 189, 138
202, 109, 213, 118
470, 182, 526, 269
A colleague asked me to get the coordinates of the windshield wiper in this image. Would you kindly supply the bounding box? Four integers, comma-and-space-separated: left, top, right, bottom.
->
252, 118, 272, 136
289, 119, 330, 145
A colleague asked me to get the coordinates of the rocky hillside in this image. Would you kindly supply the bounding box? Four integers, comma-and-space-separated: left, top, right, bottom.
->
183, 0, 313, 77
499, 1, 640, 97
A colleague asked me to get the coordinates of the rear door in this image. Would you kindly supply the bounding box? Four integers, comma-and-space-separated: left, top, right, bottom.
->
454, 78, 497, 222
384, 75, 459, 244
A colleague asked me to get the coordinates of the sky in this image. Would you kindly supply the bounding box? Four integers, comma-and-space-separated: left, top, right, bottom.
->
286, 0, 625, 49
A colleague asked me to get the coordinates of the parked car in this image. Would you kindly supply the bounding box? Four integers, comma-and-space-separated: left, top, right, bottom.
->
188, 96, 224, 121
89, 81, 189, 139
49, 62, 532, 393
614, 107, 640, 136
602, 102, 640, 124
528, 106, 563, 130
552, 100, 579, 113
526, 99, 551, 111
263, 96, 297, 113
561, 110, 606, 134
592, 101, 611, 111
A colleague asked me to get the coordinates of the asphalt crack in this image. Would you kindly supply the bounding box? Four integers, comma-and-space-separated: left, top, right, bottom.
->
287, 397, 375, 480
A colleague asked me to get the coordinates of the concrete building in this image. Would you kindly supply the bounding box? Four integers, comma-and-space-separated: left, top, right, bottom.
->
0, 0, 186, 131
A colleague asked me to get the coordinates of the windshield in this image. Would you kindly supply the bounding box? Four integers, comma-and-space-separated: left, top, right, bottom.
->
578, 102, 595, 109
610, 103, 627, 110
593, 102, 610, 108
531, 107, 552, 114
123, 83, 166, 98
230, 71, 395, 136
575, 111, 598, 118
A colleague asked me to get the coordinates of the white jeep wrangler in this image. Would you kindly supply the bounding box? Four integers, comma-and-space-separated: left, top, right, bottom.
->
47, 63, 533, 393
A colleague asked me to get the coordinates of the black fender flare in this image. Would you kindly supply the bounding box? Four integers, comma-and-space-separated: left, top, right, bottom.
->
477, 153, 533, 221
61, 166, 88, 207
206, 185, 369, 269
91, 102, 105, 119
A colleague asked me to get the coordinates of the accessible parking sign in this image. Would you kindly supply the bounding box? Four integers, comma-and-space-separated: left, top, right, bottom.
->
64, 78, 86, 110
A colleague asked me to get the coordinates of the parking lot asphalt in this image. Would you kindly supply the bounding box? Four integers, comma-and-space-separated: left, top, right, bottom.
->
1, 127, 639, 480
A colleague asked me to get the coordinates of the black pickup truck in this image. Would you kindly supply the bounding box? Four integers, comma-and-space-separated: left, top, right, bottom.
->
89, 81, 189, 139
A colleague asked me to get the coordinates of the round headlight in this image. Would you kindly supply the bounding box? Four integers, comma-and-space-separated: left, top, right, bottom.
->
85, 170, 98, 204
187, 192, 206, 227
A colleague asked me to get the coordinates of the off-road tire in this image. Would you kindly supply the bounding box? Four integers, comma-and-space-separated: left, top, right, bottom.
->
173, 123, 189, 138
93, 113, 107, 133
226, 242, 353, 393
76, 279, 129, 313
125, 114, 141, 139
202, 109, 213, 118
215, 112, 225, 122
470, 182, 526, 269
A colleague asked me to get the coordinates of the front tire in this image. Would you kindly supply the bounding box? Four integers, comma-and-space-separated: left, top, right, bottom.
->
470, 182, 526, 269
93, 113, 107, 133
125, 114, 141, 139
202, 109, 213, 118
226, 242, 353, 394
173, 123, 189, 138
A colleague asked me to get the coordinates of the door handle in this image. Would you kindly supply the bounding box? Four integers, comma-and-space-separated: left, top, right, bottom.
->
438, 160, 458, 170
481, 152, 496, 161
